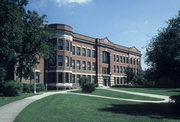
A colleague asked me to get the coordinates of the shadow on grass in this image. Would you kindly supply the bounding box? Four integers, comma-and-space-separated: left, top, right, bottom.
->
98, 103, 180, 120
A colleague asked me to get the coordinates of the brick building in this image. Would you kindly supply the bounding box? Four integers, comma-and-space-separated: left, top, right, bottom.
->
39, 24, 141, 89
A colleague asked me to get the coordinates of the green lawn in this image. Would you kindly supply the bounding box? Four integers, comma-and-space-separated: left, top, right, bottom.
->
72, 89, 163, 101
15, 94, 180, 122
113, 88, 180, 96
0, 93, 34, 107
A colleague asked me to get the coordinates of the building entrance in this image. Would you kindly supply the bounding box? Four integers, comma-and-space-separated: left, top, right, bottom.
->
103, 76, 110, 86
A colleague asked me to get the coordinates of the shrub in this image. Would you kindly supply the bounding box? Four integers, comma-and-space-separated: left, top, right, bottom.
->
3, 80, 23, 96
79, 77, 96, 93
36, 83, 45, 92
170, 95, 180, 104
23, 83, 45, 93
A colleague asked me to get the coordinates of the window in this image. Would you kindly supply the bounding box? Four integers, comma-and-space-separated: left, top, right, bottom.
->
77, 47, 81, 56
123, 56, 126, 63
120, 66, 122, 73
58, 72, 63, 83
72, 60, 75, 69
130, 58, 132, 64
114, 65, 116, 73
82, 48, 86, 57
66, 40, 69, 50
88, 75, 91, 82
70, 57, 72, 67
58, 39, 63, 50
114, 54, 116, 61
77, 60, 81, 70
126, 57, 129, 64
137, 59, 139, 65
120, 56, 122, 63
58, 55, 63, 66
72, 46, 75, 55
92, 50, 96, 58
88, 62, 91, 71
117, 66, 119, 73
50, 56, 56, 66
116, 55, 119, 62
102, 67, 109, 74
65, 56, 69, 67
92, 75, 96, 83
92, 62, 96, 71
102, 51, 109, 64
65, 73, 69, 83
82, 61, 86, 70
72, 74, 75, 83
134, 59, 136, 65
87, 49, 91, 57
77, 74, 80, 83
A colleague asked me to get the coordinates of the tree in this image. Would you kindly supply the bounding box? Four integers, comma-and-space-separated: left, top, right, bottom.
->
79, 77, 96, 93
146, 11, 180, 87
124, 67, 135, 84
0, 0, 54, 82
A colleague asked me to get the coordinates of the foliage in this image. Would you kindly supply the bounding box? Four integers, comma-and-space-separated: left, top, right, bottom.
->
3, 80, 23, 96
124, 67, 135, 83
0, 0, 54, 82
79, 77, 96, 93
132, 75, 145, 86
170, 95, 180, 104
23, 83, 45, 93
36, 83, 45, 92
146, 11, 180, 87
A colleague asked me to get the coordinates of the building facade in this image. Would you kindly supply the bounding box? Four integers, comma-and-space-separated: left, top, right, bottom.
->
43, 24, 141, 89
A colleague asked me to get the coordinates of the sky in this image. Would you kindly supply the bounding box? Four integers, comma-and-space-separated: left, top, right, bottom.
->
26, 0, 180, 69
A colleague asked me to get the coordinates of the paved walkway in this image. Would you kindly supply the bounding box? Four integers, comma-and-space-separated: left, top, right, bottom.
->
0, 88, 170, 122
0, 91, 68, 122
68, 88, 169, 103
99, 87, 170, 101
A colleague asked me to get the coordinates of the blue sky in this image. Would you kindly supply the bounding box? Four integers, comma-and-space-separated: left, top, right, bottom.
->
27, 0, 180, 69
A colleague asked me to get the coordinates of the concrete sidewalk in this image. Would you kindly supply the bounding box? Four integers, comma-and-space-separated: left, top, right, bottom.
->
68, 92, 168, 103
99, 87, 170, 102
0, 91, 68, 122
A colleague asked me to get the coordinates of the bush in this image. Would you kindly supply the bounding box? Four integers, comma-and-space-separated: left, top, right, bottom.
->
36, 83, 45, 92
170, 95, 180, 104
79, 77, 96, 93
23, 83, 45, 93
3, 80, 23, 96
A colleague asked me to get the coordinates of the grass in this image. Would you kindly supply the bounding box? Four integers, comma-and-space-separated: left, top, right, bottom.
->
113, 88, 180, 96
0, 93, 35, 107
72, 89, 163, 101
15, 94, 180, 122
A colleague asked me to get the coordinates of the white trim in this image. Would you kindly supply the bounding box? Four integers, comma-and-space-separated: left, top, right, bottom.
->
35, 70, 40, 72
45, 70, 72, 73
77, 45, 81, 47
72, 72, 96, 76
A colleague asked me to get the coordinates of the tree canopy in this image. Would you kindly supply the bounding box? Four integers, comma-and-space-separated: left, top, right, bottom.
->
0, 0, 54, 82
146, 11, 180, 87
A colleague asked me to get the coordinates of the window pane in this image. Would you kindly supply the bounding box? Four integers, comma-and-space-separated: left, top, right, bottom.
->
77, 47, 81, 56
58, 39, 63, 50
65, 56, 69, 67
82, 48, 86, 56
66, 40, 69, 50
72, 60, 75, 69
92, 50, 96, 58
58, 55, 63, 66
87, 49, 91, 57
72, 46, 75, 55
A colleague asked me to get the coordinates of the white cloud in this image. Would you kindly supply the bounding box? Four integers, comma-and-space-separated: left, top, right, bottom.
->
53, 0, 92, 6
